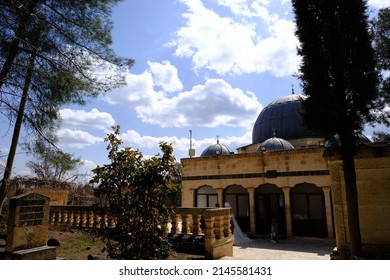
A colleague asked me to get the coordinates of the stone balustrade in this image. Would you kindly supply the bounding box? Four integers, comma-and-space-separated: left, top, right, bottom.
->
168, 207, 233, 258
49, 206, 115, 229
49, 205, 233, 259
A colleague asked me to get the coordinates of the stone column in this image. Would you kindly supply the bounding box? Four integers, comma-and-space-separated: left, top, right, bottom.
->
247, 187, 256, 234
216, 188, 224, 207
282, 187, 292, 237
322, 186, 334, 238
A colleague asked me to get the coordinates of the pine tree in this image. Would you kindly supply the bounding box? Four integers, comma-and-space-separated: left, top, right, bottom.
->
292, 0, 381, 258
0, 0, 133, 208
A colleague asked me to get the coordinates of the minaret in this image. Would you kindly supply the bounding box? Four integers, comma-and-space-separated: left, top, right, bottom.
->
188, 130, 195, 158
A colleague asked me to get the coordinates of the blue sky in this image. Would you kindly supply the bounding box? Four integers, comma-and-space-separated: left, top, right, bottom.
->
1, 0, 389, 179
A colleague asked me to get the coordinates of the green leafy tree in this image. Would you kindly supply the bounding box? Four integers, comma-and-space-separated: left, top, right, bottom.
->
90, 126, 177, 260
292, 0, 381, 258
26, 140, 83, 182
0, 0, 133, 208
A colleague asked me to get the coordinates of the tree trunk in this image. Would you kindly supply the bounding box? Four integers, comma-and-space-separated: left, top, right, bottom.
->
0, 51, 37, 211
0, 0, 38, 90
340, 132, 363, 258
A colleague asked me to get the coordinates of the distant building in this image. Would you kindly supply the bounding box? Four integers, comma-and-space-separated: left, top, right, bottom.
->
181, 93, 390, 256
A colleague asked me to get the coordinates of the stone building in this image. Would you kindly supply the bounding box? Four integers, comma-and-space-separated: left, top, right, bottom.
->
181, 93, 390, 256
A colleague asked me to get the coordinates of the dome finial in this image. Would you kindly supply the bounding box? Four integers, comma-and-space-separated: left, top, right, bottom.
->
291, 84, 295, 95
216, 135, 219, 144
272, 128, 276, 137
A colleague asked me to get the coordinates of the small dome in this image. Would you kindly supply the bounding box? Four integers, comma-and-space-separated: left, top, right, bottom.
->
201, 140, 234, 157
257, 137, 295, 152
325, 133, 371, 147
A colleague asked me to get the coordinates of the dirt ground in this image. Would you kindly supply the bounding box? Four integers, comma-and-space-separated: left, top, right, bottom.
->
48, 227, 198, 260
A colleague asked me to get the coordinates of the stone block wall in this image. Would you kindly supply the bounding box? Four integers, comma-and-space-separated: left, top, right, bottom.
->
325, 143, 390, 255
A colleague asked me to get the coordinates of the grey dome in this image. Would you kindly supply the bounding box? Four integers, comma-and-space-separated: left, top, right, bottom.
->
257, 137, 295, 152
201, 140, 234, 157
252, 94, 321, 144
325, 133, 371, 147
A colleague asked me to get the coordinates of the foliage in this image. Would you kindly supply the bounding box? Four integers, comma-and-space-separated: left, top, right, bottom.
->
90, 126, 177, 260
372, 131, 390, 142
26, 140, 83, 181
372, 7, 390, 125
0, 0, 133, 207
292, 0, 380, 258
0, 0, 132, 136
292, 0, 381, 139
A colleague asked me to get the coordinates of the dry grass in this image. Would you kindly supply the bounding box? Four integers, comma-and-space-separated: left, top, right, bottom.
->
48, 227, 107, 260
48, 227, 199, 260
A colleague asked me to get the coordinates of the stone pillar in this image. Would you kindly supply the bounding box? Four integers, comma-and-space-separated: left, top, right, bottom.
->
322, 186, 334, 238
6, 192, 50, 252
247, 187, 256, 234
216, 188, 224, 207
282, 187, 292, 237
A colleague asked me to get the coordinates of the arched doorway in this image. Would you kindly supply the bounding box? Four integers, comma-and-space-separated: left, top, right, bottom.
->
195, 185, 218, 207
224, 185, 250, 232
291, 183, 327, 237
255, 184, 285, 236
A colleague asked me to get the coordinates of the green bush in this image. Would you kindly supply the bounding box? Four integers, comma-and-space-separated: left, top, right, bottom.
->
90, 126, 177, 259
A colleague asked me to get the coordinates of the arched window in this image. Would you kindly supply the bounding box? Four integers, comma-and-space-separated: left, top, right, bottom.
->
195, 186, 217, 207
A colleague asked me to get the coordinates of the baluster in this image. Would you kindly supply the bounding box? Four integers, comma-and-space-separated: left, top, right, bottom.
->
68, 210, 74, 226
181, 213, 189, 234
224, 210, 232, 238
192, 213, 201, 235
81, 210, 87, 227
204, 214, 216, 242
50, 210, 56, 225
170, 213, 179, 234
102, 213, 108, 228
62, 210, 68, 225
94, 212, 101, 229
107, 215, 115, 228
75, 210, 81, 227
214, 214, 223, 239
55, 210, 62, 225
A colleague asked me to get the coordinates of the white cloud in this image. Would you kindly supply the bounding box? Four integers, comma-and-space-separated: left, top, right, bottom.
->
160, 78, 262, 128
105, 68, 262, 128
122, 130, 190, 151
136, 78, 262, 128
217, 0, 278, 23
57, 129, 102, 149
171, 0, 299, 76
80, 159, 98, 171
368, 0, 389, 9
121, 128, 253, 158
104, 71, 162, 107
148, 60, 183, 93
59, 108, 115, 130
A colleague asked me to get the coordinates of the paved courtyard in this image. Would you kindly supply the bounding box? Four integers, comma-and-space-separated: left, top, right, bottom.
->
221, 236, 336, 260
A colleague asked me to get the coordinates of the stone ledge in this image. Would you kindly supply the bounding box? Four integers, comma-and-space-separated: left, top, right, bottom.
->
1, 245, 56, 260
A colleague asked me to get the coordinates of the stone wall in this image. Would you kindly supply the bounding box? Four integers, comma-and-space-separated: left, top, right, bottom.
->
324, 143, 390, 256
18, 189, 69, 206
181, 147, 331, 207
